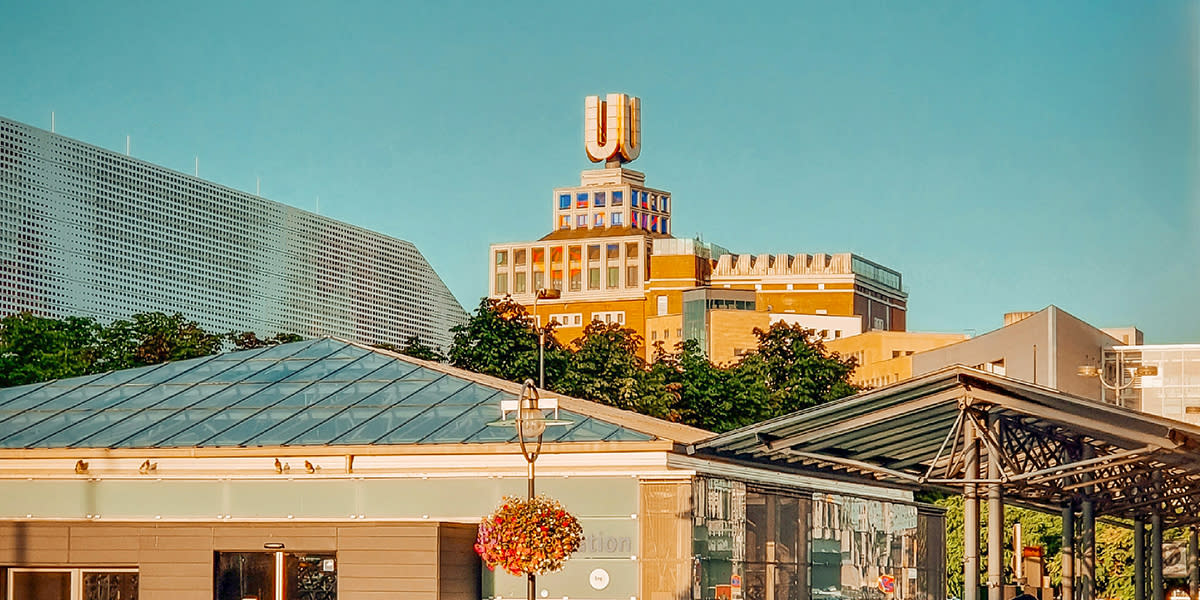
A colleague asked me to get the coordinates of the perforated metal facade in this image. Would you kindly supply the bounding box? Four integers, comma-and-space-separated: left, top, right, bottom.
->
0, 117, 466, 350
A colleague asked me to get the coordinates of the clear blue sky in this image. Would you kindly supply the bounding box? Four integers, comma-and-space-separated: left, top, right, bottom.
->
2, 2, 1196, 342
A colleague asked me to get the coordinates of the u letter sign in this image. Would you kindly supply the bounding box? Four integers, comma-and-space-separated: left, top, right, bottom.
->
585, 93, 641, 164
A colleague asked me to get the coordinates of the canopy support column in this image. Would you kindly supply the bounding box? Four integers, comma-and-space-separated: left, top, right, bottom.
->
965, 417, 981, 600
1134, 517, 1146, 600
987, 412, 1004, 600
1152, 513, 1164, 600
1062, 504, 1075, 600
1080, 446, 1095, 600
1189, 526, 1198, 600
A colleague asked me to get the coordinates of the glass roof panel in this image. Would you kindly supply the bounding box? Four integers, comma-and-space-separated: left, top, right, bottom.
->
603, 428, 656, 441
234, 339, 320, 360
283, 407, 382, 446
31, 384, 192, 447
288, 339, 359, 360
200, 382, 356, 447
244, 380, 393, 446
210, 346, 273, 361
117, 383, 268, 447
131, 354, 222, 385
376, 405, 476, 444
314, 352, 398, 381
357, 361, 421, 381
279, 357, 356, 382
329, 405, 428, 445
549, 416, 619, 442
0, 380, 56, 410
223, 382, 311, 410
71, 384, 233, 447
88, 363, 169, 386
165, 408, 258, 447
0, 384, 111, 433
3, 408, 106, 448
0, 378, 97, 411
420, 400, 503, 444
393, 376, 471, 407
204, 359, 283, 383
244, 359, 321, 383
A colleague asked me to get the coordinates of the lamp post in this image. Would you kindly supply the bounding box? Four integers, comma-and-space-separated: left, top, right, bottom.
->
489, 379, 570, 600
1077, 362, 1158, 403
533, 288, 561, 388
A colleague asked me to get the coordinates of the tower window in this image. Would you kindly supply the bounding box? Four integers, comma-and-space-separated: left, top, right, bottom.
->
594, 191, 606, 207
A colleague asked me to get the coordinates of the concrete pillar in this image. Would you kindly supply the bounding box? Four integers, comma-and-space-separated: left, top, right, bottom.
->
1189, 526, 1198, 600
965, 419, 981, 600
1152, 513, 1164, 600
1134, 517, 1146, 600
1081, 498, 1095, 600
1062, 505, 1075, 600
987, 413, 1004, 600
1080, 446, 1095, 600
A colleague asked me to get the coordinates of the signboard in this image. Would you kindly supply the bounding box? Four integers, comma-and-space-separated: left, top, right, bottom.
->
731, 574, 743, 600
878, 574, 896, 594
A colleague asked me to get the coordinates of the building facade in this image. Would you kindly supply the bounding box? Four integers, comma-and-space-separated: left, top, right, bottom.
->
1102, 344, 1200, 425
0, 116, 467, 350
0, 338, 946, 600
488, 95, 907, 359
824, 330, 970, 389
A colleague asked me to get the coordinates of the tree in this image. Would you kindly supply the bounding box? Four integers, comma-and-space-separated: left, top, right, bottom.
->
97, 312, 223, 370
228, 331, 303, 351
738, 322, 859, 414
557, 321, 668, 417
447, 297, 567, 383
0, 312, 101, 387
651, 339, 770, 432
374, 335, 446, 362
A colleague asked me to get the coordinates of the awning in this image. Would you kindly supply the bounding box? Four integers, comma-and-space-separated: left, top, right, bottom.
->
691, 366, 1200, 527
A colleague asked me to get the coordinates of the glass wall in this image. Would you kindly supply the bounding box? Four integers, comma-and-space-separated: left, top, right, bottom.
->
691, 478, 945, 600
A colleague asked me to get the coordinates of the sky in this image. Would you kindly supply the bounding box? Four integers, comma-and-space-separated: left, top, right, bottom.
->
2, 1, 1197, 342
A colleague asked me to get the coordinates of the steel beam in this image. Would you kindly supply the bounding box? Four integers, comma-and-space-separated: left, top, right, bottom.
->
987, 411, 1004, 600
1062, 505, 1075, 600
1134, 517, 1146, 600
965, 419, 981, 600
1152, 513, 1164, 600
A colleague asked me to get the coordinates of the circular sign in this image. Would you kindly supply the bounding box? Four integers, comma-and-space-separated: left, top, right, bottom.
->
878, 574, 896, 594
589, 568, 610, 590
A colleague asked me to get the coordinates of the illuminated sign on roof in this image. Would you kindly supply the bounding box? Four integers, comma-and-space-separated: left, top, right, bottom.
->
585, 93, 641, 164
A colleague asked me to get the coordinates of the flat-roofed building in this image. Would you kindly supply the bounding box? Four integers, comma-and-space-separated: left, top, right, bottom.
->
825, 330, 971, 389
488, 94, 908, 359
0, 116, 467, 350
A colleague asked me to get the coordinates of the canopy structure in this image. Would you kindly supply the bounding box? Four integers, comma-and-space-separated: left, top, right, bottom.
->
692, 366, 1200, 600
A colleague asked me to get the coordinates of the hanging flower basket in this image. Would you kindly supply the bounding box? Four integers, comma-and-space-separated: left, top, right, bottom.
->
475, 495, 584, 576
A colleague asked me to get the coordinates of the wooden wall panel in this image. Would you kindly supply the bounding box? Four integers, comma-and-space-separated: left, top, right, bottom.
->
437, 523, 480, 600
336, 523, 440, 600
639, 482, 692, 600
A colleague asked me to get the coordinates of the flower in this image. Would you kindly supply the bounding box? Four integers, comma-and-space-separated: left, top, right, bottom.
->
475, 495, 584, 576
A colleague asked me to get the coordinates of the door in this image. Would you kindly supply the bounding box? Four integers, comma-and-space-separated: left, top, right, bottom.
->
214, 552, 335, 600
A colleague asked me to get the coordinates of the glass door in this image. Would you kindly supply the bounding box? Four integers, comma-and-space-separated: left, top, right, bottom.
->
215, 552, 335, 600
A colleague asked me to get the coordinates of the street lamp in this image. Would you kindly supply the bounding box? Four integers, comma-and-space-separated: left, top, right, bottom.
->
1078, 361, 1158, 402
488, 379, 571, 600
532, 287, 561, 388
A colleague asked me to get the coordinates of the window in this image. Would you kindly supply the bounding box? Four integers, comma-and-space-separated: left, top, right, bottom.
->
576, 214, 587, 228
594, 191, 606, 207
611, 212, 623, 226
640, 191, 648, 207
9, 568, 139, 600
657, 295, 668, 316
514, 272, 527, 294
626, 242, 639, 258
631, 211, 639, 228
661, 217, 668, 234
495, 250, 507, 266
551, 270, 562, 290
514, 249, 526, 266
662, 196, 669, 212
495, 273, 508, 295
594, 213, 604, 227
559, 215, 569, 230
626, 265, 639, 286
588, 267, 600, 289
612, 190, 623, 206
576, 192, 588, 208
651, 330, 657, 340
594, 310, 626, 324
570, 270, 581, 291
651, 194, 658, 210
587, 245, 600, 261
559, 194, 570, 209
533, 271, 545, 290
607, 266, 619, 288
873, 317, 886, 330
606, 244, 619, 260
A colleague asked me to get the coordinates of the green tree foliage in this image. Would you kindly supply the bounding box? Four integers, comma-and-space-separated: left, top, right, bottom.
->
740, 322, 859, 411
447, 298, 861, 432
448, 297, 567, 383
374, 335, 446, 362
0, 311, 300, 387
556, 321, 670, 417
0, 313, 101, 387
228, 331, 303, 351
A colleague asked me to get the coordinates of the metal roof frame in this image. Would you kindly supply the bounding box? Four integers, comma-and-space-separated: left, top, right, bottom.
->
692, 365, 1200, 527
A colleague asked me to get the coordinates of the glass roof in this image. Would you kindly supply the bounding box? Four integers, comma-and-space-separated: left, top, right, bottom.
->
0, 338, 656, 449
